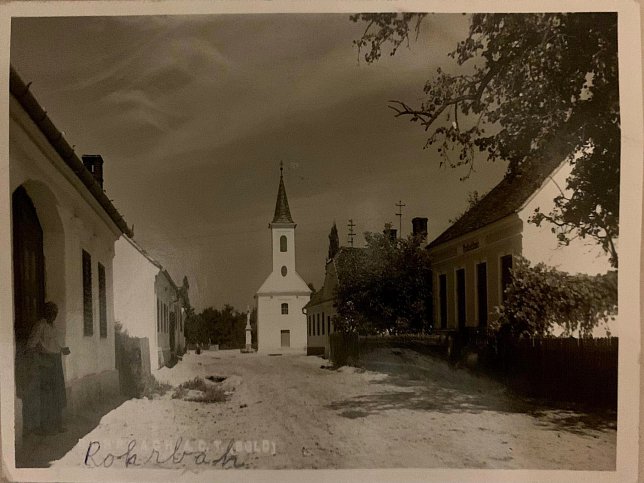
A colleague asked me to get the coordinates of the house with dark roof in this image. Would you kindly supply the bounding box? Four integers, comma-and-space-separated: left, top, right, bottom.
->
427, 155, 613, 335
255, 164, 311, 353
9, 65, 132, 451
303, 246, 366, 357
113, 236, 187, 373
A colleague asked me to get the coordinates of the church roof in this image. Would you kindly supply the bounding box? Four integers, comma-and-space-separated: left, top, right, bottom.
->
272, 164, 294, 224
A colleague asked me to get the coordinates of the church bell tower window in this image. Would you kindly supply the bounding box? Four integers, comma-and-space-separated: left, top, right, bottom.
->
280, 235, 287, 252
281, 266, 288, 276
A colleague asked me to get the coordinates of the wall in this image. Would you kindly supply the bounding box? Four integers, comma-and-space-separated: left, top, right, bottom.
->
113, 237, 158, 373
154, 271, 182, 368
256, 294, 309, 353
306, 300, 335, 357
520, 159, 613, 275
429, 216, 522, 329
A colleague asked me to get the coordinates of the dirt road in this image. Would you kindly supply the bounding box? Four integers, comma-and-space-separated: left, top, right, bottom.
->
52, 348, 616, 470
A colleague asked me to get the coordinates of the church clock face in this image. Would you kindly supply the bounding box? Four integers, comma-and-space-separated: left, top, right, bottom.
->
281, 266, 288, 276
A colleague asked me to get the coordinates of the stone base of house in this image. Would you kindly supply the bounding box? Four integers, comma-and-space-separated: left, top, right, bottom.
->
14, 369, 119, 452
65, 369, 120, 416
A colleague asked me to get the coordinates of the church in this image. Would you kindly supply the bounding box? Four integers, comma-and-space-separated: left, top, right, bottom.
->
255, 164, 311, 353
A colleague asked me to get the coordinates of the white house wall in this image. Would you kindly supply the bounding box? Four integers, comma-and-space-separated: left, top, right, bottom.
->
10, 96, 121, 427
257, 295, 308, 353
113, 238, 158, 373
520, 159, 613, 275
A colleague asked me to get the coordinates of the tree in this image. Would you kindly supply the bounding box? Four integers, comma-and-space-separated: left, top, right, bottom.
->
334, 232, 433, 334
328, 222, 340, 260
494, 256, 617, 337
448, 190, 484, 224
351, 13, 619, 267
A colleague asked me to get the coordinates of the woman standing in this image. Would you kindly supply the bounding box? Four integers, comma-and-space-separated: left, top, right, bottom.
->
26, 302, 70, 435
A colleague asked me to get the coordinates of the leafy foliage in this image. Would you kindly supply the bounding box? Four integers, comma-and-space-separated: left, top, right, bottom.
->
493, 256, 617, 337
448, 190, 484, 224
334, 232, 433, 334
186, 304, 252, 349
351, 13, 619, 266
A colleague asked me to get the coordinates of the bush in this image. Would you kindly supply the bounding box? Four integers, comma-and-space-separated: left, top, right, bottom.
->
494, 256, 617, 337
172, 377, 226, 403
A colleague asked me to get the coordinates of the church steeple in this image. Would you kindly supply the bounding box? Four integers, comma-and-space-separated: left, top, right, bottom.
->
272, 161, 294, 224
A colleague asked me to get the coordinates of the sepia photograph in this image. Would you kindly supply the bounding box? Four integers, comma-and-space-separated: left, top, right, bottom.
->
0, 1, 642, 481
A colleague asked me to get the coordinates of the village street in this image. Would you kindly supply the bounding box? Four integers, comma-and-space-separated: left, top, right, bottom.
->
47, 349, 616, 471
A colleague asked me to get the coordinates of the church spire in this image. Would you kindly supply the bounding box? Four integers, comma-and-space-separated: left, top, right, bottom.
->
272, 161, 294, 224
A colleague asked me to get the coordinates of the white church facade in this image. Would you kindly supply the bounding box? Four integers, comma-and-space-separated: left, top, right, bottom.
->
255, 165, 311, 353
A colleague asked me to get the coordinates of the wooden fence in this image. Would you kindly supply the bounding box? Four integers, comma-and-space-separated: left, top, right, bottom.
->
482, 336, 618, 408
329, 332, 618, 409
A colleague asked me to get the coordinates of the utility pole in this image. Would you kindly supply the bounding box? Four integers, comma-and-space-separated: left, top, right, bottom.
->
395, 200, 406, 238
347, 219, 356, 247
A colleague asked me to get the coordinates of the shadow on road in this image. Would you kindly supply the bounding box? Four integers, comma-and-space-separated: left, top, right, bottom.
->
325, 348, 616, 435
16, 396, 127, 468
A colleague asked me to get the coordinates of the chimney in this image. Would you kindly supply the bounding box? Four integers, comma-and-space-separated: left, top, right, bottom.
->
383, 222, 397, 242
412, 217, 428, 242
82, 154, 104, 188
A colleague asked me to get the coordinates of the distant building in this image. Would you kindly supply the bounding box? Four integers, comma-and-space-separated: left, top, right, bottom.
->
303, 247, 363, 358
427, 156, 614, 335
9, 66, 132, 447
255, 164, 311, 353
113, 236, 186, 372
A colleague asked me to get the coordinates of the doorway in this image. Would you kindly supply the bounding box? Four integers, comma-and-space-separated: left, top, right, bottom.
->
280, 330, 290, 348
12, 186, 45, 439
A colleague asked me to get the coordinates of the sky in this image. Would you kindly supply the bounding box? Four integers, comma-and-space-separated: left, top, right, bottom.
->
10, 13, 508, 311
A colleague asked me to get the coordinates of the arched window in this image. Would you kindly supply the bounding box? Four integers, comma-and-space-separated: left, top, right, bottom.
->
281, 303, 289, 314
280, 235, 287, 252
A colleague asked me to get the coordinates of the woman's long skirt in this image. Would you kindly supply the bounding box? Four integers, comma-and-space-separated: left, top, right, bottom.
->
36, 352, 67, 431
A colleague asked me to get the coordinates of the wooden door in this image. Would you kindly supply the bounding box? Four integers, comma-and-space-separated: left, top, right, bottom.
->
12, 187, 45, 345
280, 330, 290, 348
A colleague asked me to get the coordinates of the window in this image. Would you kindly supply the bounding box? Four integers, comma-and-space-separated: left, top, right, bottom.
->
281, 266, 287, 277
281, 303, 289, 314
477, 262, 488, 328
500, 255, 513, 302
82, 250, 93, 336
317, 313, 320, 336
98, 263, 107, 338
456, 268, 466, 329
157, 299, 160, 332
328, 316, 331, 335
439, 274, 447, 329
307, 316, 310, 336
322, 312, 325, 335
280, 235, 287, 252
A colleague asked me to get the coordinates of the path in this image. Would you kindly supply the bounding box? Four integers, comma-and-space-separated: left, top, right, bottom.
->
51, 348, 616, 470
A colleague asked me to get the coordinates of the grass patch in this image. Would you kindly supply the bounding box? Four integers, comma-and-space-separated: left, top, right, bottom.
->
139, 374, 172, 399
172, 377, 227, 403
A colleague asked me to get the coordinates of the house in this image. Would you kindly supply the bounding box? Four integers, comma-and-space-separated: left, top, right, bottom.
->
303, 247, 362, 358
426, 156, 614, 336
113, 235, 186, 373
255, 164, 311, 353
9, 66, 132, 448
